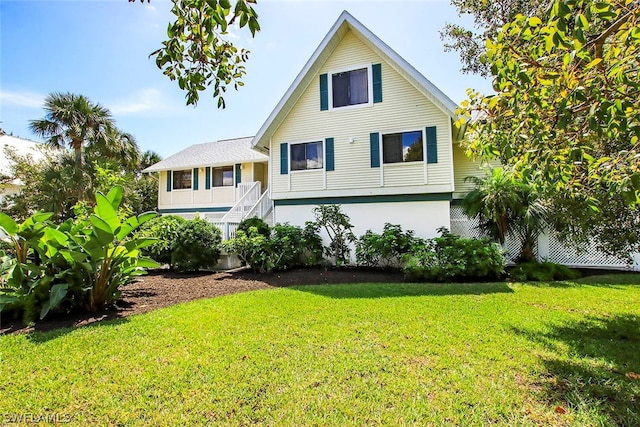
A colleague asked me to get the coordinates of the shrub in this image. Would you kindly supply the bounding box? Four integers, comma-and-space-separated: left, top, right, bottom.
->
171, 217, 222, 272
356, 223, 421, 269
312, 205, 355, 266
509, 261, 581, 282
223, 222, 323, 272
403, 228, 506, 282
135, 215, 186, 267
0, 186, 158, 323
237, 217, 270, 237
223, 227, 271, 272
271, 222, 324, 269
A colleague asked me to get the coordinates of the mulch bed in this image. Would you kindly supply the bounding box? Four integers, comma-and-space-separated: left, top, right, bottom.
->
0, 267, 404, 335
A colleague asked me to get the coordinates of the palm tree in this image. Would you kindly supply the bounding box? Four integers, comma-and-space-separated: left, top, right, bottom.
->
29, 92, 137, 170
462, 167, 547, 262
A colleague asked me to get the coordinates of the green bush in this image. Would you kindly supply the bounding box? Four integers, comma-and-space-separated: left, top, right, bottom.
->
223, 227, 270, 272
135, 215, 186, 267
356, 223, 421, 269
271, 222, 324, 269
171, 217, 222, 272
0, 186, 158, 323
509, 261, 581, 281
237, 217, 270, 237
403, 228, 506, 282
223, 222, 323, 272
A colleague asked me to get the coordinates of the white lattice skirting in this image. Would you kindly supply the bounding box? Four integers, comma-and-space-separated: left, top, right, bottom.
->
450, 206, 640, 271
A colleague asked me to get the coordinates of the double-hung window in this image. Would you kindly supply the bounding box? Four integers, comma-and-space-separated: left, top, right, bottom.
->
332, 67, 369, 108
172, 170, 192, 189
212, 166, 233, 187
382, 131, 424, 164
291, 141, 323, 171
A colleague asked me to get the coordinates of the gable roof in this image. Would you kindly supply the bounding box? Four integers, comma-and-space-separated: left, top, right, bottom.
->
143, 137, 267, 172
252, 11, 459, 152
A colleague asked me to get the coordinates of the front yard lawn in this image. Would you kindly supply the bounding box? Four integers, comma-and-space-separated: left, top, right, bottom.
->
1, 274, 639, 426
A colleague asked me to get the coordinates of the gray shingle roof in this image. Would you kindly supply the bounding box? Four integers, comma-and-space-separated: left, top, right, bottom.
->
143, 137, 267, 172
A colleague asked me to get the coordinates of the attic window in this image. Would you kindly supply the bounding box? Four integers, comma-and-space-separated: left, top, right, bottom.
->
332, 68, 369, 108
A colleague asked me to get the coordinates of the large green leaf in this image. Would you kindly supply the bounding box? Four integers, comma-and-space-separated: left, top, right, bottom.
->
95, 192, 120, 233
40, 283, 69, 319
0, 212, 18, 235
105, 186, 124, 210
135, 257, 160, 269
0, 294, 19, 312
90, 214, 115, 246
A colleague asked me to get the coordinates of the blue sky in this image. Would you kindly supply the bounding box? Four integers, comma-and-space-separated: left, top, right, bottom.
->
0, 0, 492, 159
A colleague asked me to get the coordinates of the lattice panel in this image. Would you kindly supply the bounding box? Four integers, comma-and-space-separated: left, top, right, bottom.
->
450, 206, 485, 239
450, 207, 520, 261
546, 234, 628, 268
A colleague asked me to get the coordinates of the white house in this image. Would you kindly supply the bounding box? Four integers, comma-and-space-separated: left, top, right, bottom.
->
143, 137, 270, 224
148, 11, 638, 270
0, 133, 46, 204
250, 11, 481, 240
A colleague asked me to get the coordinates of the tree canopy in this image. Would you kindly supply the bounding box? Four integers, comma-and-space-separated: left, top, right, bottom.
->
458, 0, 640, 208
131, 0, 260, 107
29, 92, 139, 171
440, 0, 543, 76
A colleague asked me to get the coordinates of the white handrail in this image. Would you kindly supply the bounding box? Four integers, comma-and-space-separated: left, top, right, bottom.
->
245, 189, 272, 220
220, 181, 261, 222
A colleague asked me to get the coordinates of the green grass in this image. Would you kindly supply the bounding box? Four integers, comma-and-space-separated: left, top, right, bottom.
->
1, 275, 639, 426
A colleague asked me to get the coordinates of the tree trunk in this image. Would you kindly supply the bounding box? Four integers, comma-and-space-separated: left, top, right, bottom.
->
71, 138, 84, 168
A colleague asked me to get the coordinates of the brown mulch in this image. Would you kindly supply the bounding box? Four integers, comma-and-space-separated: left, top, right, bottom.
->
0, 267, 404, 335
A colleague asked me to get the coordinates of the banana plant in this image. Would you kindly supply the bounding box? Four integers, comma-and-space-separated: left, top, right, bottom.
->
65, 186, 159, 311
0, 186, 160, 322
0, 211, 69, 321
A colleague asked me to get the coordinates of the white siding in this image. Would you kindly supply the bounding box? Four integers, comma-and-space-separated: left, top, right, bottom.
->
271, 30, 452, 200
156, 162, 268, 212
275, 200, 451, 256
452, 143, 500, 199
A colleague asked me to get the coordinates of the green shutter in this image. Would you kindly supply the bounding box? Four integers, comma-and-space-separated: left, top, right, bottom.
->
166, 171, 172, 192
320, 73, 328, 111
235, 164, 242, 187
280, 143, 289, 175
193, 168, 199, 190
370, 133, 380, 168
325, 138, 334, 171
205, 167, 211, 190
372, 63, 382, 103
426, 126, 438, 164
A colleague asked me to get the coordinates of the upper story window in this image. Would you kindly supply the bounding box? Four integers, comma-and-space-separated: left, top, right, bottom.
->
383, 130, 423, 164
320, 64, 381, 111
291, 141, 323, 171
332, 68, 369, 108
212, 166, 233, 187
172, 170, 192, 189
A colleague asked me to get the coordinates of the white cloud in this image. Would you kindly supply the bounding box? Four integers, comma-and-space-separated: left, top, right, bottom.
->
0, 90, 44, 109
109, 88, 170, 116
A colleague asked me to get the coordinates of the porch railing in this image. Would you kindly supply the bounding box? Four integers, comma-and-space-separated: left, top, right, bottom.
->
244, 189, 272, 220
220, 181, 261, 223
